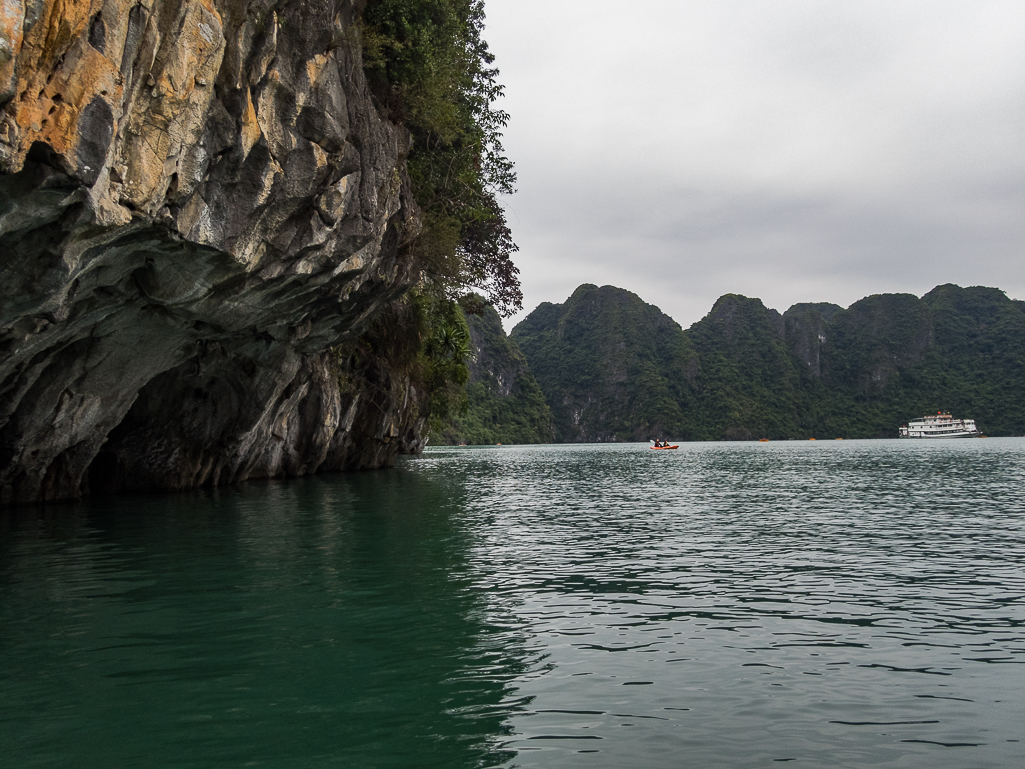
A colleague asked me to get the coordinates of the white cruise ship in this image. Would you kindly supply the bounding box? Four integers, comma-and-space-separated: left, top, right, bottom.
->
898, 412, 980, 438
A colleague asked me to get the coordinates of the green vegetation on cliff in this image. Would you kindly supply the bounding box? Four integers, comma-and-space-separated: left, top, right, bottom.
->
436, 300, 554, 445
513, 283, 1025, 441
357, 0, 522, 440
335, 290, 471, 435
510, 285, 696, 442
807, 284, 1025, 437
683, 295, 807, 440
361, 0, 520, 315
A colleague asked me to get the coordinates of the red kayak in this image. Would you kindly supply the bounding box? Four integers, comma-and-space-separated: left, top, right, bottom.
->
650, 445, 679, 450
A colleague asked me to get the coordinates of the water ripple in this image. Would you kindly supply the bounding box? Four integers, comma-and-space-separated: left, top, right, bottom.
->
411, 439, 1025, 768
1, 439, 1023, 768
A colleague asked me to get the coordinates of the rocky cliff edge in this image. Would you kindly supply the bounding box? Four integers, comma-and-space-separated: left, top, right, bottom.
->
0, 0, 428, 504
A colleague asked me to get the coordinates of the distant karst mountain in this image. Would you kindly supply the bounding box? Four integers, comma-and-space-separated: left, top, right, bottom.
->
510, 285, 695, 442
511, 283, 1025, 441
436, 301, 554, 445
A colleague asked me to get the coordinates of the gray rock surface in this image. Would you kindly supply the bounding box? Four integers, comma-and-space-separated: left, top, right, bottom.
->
0, 0, 428, 504
782, 303, 842, 378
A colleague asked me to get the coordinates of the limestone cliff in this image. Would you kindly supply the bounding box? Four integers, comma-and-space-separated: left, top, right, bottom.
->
0, 0, 429, 504
782, 302, 841, 378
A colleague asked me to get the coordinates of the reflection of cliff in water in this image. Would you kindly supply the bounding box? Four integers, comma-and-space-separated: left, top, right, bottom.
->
0, 471, 531, 767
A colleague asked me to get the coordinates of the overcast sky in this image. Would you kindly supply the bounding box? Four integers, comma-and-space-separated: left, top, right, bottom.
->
482, 0, 1025, 329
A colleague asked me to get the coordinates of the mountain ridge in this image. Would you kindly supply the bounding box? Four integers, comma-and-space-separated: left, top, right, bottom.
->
511, 282, 1025, 441
511, 285, 695, 442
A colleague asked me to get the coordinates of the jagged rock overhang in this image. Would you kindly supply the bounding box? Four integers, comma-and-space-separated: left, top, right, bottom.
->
0, 0, 428, 504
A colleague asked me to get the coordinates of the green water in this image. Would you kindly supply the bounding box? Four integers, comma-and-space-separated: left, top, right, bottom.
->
1, 439, 1024, 768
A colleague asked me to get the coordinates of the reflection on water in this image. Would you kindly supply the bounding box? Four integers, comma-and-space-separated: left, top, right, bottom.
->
0, 473, 530, 768
2, 439, 1024, 768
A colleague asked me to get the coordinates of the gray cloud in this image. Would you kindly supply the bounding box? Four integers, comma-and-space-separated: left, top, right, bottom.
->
483, 0, 1025, 327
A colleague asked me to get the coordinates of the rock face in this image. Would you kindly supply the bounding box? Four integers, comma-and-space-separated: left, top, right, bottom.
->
782, 302, 842, 378
0, 0, 429, 504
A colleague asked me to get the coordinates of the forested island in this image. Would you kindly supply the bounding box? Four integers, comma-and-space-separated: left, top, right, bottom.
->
438, 283, 1025, 443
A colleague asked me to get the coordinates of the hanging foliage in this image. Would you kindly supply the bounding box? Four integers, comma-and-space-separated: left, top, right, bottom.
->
362, 0, 522, 316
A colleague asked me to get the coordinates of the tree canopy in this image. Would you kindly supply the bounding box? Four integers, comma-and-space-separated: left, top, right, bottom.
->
362, 0, 521, 316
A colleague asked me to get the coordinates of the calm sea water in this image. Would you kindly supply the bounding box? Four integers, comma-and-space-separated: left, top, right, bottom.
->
2, 439, 1024, 768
